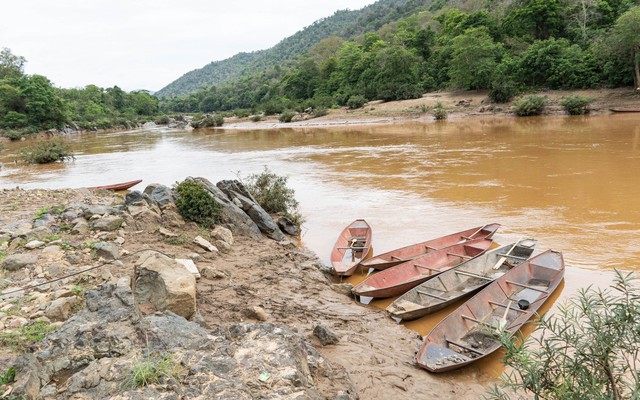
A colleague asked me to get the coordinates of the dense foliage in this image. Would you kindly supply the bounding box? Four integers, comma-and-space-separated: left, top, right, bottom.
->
159, 1, 640, 115
20, 139, 74, 164
488, 270, 640, 400
174, 180, 222, 228
245, 167, 304, 227
0, 48, 159, 139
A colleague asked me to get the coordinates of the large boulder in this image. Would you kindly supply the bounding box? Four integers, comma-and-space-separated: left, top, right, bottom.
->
2, 253, 40, 271
134, 251, 197, 319
148, 185, 175, 208
189, 177, 261, 238
91, 215, 124, 232
216, 180, 285, 241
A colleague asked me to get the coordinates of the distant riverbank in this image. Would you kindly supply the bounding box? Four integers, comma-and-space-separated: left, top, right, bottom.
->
219, 87, 639, 130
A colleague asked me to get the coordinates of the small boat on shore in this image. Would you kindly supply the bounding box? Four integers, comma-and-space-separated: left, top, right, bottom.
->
609, 107, 640, 113
360, 223, 500, 271
416, 249, 564, 373
87, 179, 143, 191
352, 238, 493, 299
387, 239, 537, 321
330, 219, 372, 276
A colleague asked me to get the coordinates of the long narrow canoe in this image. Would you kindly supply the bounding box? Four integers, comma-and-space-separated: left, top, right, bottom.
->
360, 223, 500, 271
417, 249, 564, 373
352, 238, 493, 299
387, 239, 537, 321
87, 179, 143, 191
610, 107, 640, 113
330, 219, 372, 276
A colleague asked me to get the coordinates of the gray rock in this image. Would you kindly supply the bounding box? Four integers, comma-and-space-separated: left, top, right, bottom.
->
211, 225, 234, 245
216, 180, 286, 241
45, 296, 80, 322
200, 266, 225, 279
34, 213, 56, 228
124, 190, 146, 206
1, 220, 33, 237
278, 216, 300, 236
134, 251, 197, 319
24, 240, 46, 249
194, 235, 218, 253
126, 206, 162, 231
2, 253, 40, 271
82, 205, 109, 218
71, 220, 90, 235
94, 242, 119, 260
313, 324, 340, 346
149, 185, 175, 208
42, 245, 62, 255
215, 239, 232, 253
91, 216, 124, 232
24, 226, 52, 242
189, 177, 262, 238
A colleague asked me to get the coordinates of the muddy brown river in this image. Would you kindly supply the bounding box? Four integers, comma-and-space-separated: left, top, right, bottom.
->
1, 114, 639, 375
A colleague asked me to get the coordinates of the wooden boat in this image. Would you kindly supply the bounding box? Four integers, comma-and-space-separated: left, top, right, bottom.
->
352, 238, 493, 299
387, 239, 537, 321
330, 219, 372, 276
87, 179, 143, 191
416, 249, 564, 373
360, 223, 500, 271
609, 107, 640, 113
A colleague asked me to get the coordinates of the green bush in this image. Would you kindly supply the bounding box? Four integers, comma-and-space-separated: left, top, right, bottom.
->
234, 109, 250, 118
174, 180, 221, 228
432, 102, 447, 120
245, 167, 304, 226
312, 108, 328, 118
279, 110, 295, 123
263, 101, 286, 115
513, 95, 548, 116
251, 114, 262, 122
3, 129, 28, 141
559, 95, 593, 115
213, 114, 224, 126
155, 115, 171, 124
0, 367, 16, 385
1, 111, 28, 129
21, 139, 74, 164
346, 95, 367, 109
489, 81, 519, 103
488, 270, 640, 400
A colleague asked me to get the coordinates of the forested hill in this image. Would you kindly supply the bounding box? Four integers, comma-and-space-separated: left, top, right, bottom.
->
155, 0, 430, 98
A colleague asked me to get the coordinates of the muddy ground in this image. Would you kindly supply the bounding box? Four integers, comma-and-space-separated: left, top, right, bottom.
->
0, 188, 495, 399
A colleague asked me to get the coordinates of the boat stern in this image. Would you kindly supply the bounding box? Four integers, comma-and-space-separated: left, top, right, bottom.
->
417, 343, 471, 373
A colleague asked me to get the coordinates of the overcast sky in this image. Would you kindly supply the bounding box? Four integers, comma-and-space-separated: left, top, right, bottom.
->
1, 0, 377, 92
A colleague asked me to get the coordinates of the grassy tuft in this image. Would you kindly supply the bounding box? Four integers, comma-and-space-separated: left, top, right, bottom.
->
127, 352, 185, 388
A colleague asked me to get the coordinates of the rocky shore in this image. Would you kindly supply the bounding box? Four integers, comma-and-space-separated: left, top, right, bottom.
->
0, 179, 493, 399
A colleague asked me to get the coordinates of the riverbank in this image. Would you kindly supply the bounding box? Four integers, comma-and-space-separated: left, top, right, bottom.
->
0, 183, 493, 399
219, 87, 640, 130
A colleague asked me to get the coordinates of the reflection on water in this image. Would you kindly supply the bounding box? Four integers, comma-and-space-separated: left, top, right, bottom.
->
2, 114, 639, 376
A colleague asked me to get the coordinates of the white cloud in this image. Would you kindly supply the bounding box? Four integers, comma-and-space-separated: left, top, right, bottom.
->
1, 0, 376, 91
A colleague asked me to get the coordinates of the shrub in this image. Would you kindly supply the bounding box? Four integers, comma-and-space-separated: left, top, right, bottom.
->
234, 109, 250, 118
559, 95, 593, 115
21, 139, 74, 164
489, 81, 519, 103
155, 115, 171, 124
174, 180, 221, 228
263, 100, 285, 115
312, 108, 328, 118
1, 111, 28, 129
432, 102, 447, 120
3, 129, 27, 141
513, 95, 548, 116
488, 270, 640, 400
251, 114, 262, 122
346, 95, 367, 109
279, 110, 295, 123
0, 367, 16, 385
127, 352, 184, 388
245, 167, 304, 227
213, 114, 224, 127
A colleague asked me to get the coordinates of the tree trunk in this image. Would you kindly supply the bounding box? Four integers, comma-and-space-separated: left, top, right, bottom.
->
634, 49, 640, 91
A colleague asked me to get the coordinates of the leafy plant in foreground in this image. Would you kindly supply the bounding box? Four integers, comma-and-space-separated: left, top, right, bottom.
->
174, 180, 221, 228
559, 95, 594, 115
513, 95, 548, 116
20, 139, 74, 164
487, 270, 640, 400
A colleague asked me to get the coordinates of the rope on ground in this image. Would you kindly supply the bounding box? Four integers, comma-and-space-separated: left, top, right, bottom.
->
0, 248, 175, 300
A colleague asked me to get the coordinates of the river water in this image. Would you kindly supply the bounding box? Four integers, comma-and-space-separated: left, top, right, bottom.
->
1, 114, 639, 374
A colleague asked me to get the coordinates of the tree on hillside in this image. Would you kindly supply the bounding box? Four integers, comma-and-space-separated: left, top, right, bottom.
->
449, 27, 502, 90
18, 74, 66, 128
0, 48, 26, 80
503, 0, 568, 41
604, 6, 640, 90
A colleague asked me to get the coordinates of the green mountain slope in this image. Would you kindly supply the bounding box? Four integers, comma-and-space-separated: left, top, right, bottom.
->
156, 0, 431, 98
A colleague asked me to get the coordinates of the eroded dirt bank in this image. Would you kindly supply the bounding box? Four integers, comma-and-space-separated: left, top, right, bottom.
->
0, 186, 493, 399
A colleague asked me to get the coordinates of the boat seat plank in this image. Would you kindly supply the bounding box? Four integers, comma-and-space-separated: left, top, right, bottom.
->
417, 290, 447, 301
445, 338, 484, 355
505, 280, 549, 293
448, 253, 472, 259
414, 263, 439, 271
496, 253, 528, 260
455, 270, 493, 281
488, 300, 529, 314
337, 246, 367, 250
425, 245, 437, 250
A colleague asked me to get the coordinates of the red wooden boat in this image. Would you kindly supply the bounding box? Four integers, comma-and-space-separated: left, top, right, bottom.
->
330, 219, 372, 276
416, 249, 564, 372
352, 238, 493, 299
360, 223, 500, 270
609, 107, 640, 113
87, 179, 143, 191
